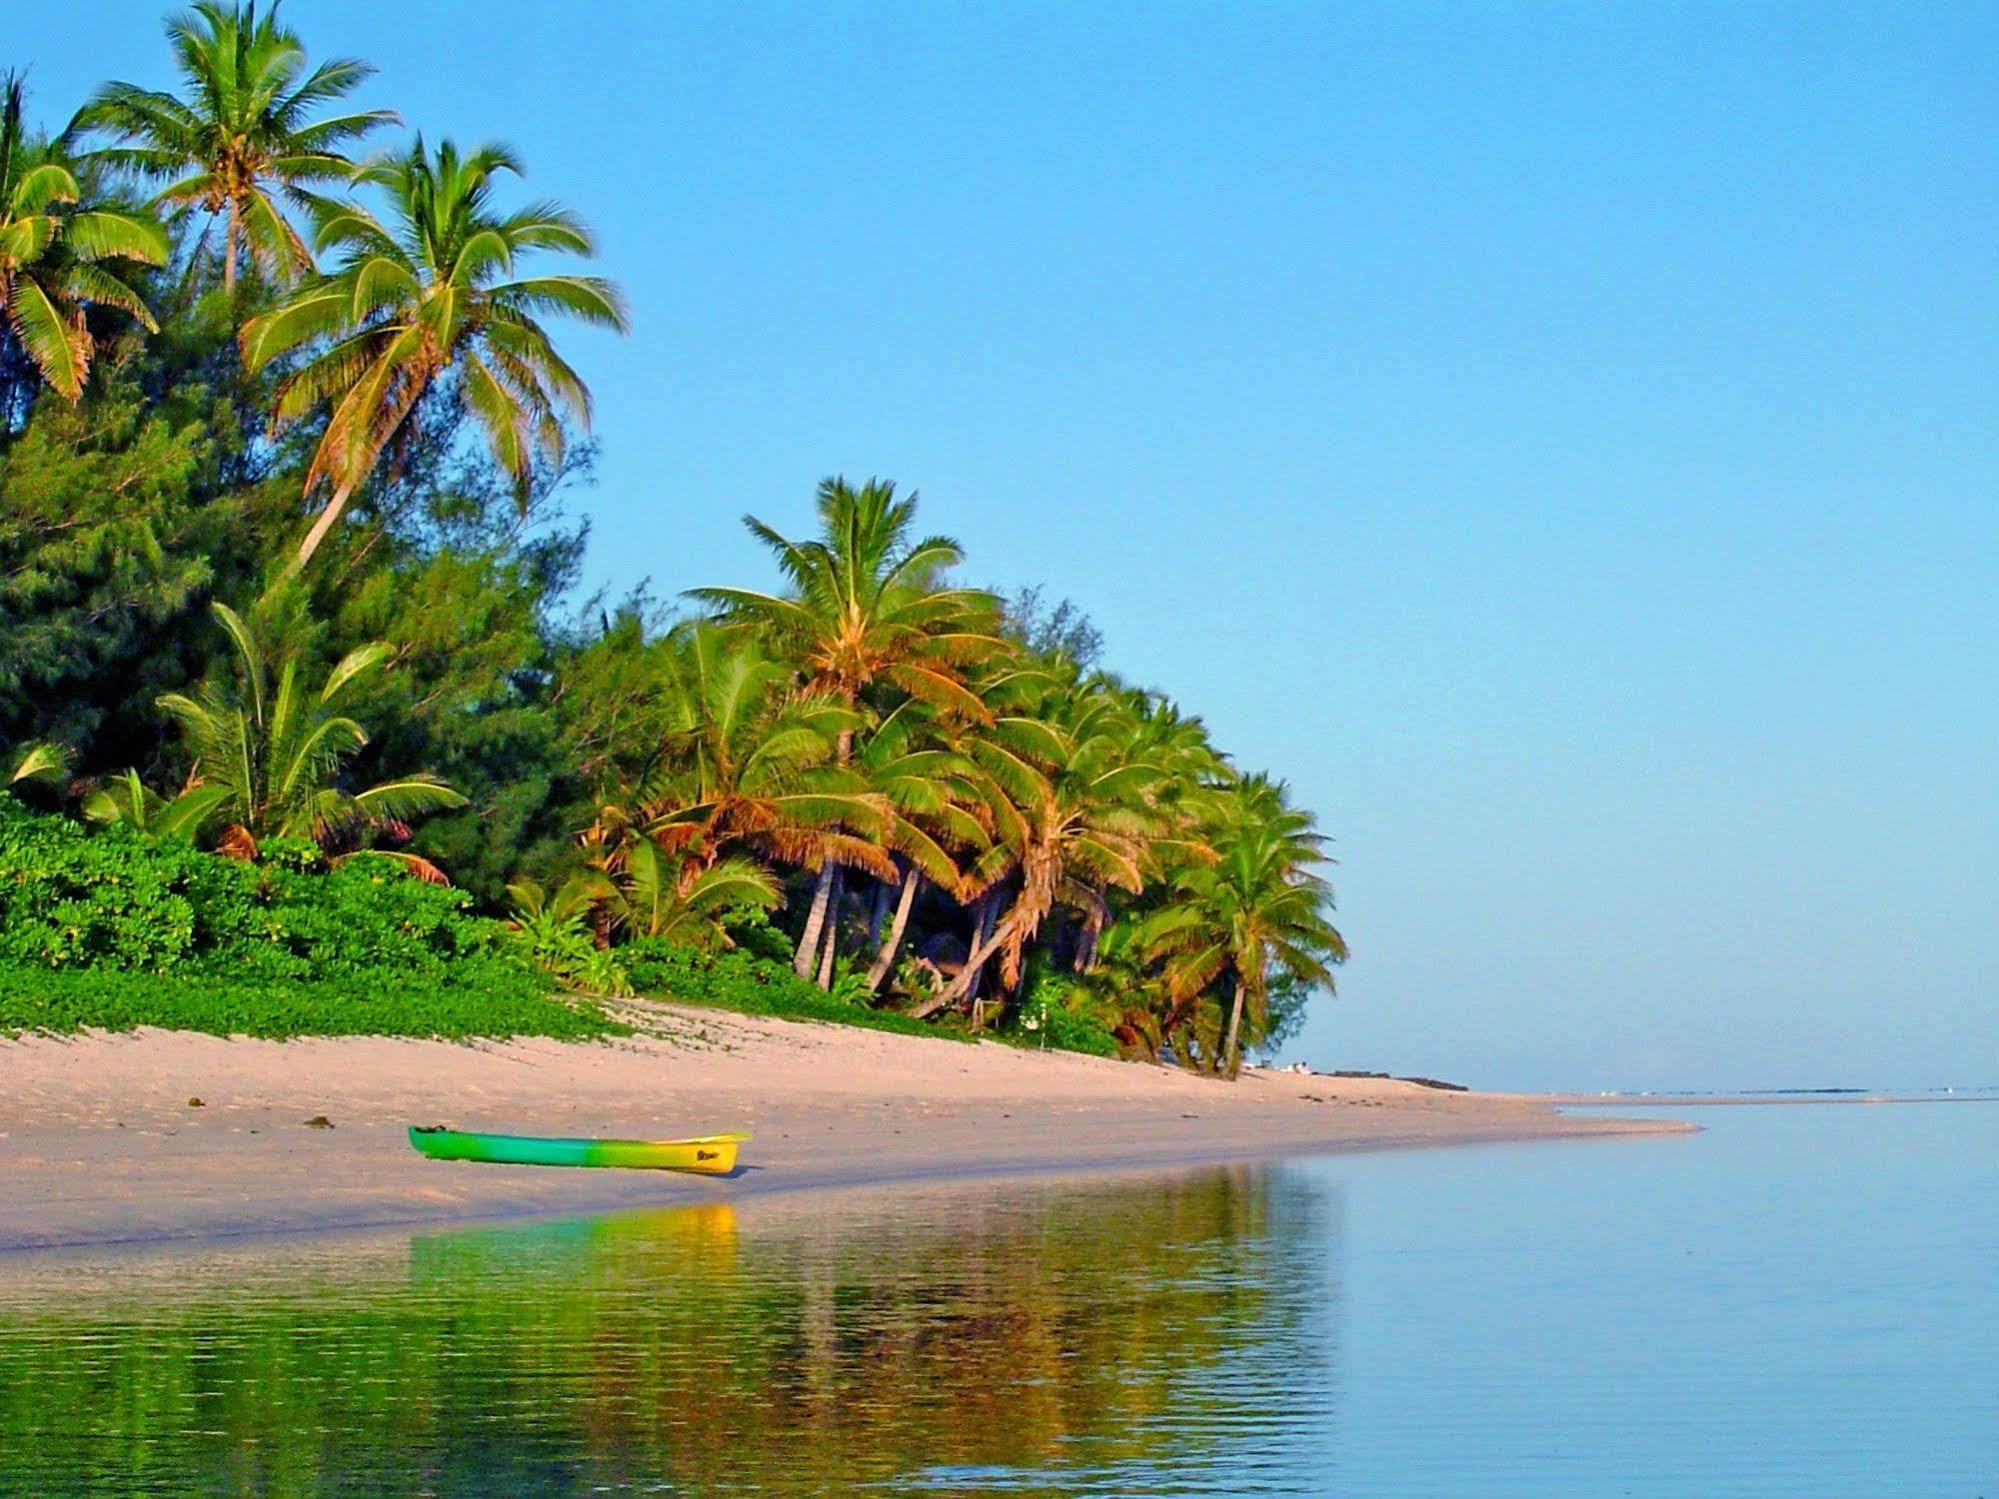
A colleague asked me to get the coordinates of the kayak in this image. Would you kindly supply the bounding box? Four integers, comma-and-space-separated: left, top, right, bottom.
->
407, 1126, 749, 1174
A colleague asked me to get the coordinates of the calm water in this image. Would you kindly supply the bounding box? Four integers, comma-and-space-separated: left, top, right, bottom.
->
1, 1102, 1993, 1496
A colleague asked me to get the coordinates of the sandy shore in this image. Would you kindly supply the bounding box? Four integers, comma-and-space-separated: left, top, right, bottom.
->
0, 1004, 1691, 1254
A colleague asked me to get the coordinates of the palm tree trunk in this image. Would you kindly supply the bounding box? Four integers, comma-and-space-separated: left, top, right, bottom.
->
292, 479, 356, 571
795, 723, 857, 981
1074, 907, 1103, 973
911, 895, 1012, 1018
1221, 975, 1247, 1080
868, 878, 892, 947
224, 199, 240, 296
794, 862, 837, 978
966, 891, 997, 1003
866, 867, 920, 992
814, 866, 845, 988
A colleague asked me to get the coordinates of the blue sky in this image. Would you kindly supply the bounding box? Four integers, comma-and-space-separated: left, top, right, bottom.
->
24, 3, 1999, 1089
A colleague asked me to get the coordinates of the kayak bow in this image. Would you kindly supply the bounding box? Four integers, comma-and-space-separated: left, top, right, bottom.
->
407, 1126, 748, 1174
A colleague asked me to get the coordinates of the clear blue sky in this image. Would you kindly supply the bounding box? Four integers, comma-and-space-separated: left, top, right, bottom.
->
25, 3, 1999, 1090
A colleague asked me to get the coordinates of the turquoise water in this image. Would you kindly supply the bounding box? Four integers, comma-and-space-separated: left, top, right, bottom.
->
0, 1102, 1993, 1495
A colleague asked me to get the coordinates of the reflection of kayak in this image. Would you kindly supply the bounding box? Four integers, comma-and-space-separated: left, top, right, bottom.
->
407, 1126, 749, 1173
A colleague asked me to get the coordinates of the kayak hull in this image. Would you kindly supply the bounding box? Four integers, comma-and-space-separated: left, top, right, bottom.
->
408, 1126, 748, 1174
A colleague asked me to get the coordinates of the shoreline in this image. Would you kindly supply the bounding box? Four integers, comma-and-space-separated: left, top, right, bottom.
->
1, 1007, 1692, 1257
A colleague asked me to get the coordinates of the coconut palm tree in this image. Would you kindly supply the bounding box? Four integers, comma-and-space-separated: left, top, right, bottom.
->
239, 137, 628, 567
916, 685, 1168, 1016
1139, 775, 1347, 1077
86, 599, 464, 872
690, 477, 1008, 978
843, 700, 989, 991
0, 75, 168, 406
627, 623, 893, 891
76, 1, 396, 294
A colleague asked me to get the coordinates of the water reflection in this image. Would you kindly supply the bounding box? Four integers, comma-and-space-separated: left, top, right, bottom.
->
0, 1166, 1340, 1496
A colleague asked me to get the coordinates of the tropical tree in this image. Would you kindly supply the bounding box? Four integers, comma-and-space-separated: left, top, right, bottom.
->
0, 75, 168, 406
626, 623, 893, 893
916, 683, 1171, 1016
1140, 776, 1347, 1077
76, 0, 396, 294
86, 599, 464, 871
239, 137, 628, 567
846, 700, 987, 991
690, 477, 1008, 979
584, 837, 780, 950
507, 842, 779, 989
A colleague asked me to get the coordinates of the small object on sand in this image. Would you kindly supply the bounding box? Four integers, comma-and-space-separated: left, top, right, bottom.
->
407, 1126, 748, 1174
303, 1115, 334, 1129
187, 1097, 204, 1108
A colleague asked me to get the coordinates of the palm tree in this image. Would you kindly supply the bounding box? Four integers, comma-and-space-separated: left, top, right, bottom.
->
628, 623, 893, 891
916, 685, 1167, 1016
1140, 776, 1347, 1077
691, 477, 1007, 978
846, 700, 988, 991
239, 137, 628, 567
588, 839, 781, 950
0, 76, 168, 405
76, 1, 396, 294
86, 599, 464, 872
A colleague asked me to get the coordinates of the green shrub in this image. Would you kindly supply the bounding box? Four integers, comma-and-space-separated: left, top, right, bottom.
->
0, 800, 617, 1040
620, 939, 967, 1042
0, 960, 612, 1041
1005, 973, 1120, 1057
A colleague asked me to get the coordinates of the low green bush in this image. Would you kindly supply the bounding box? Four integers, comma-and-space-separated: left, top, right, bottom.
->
0, 960, 613, 1040
0, 800, 617, 1040
620, 939, 969, 1042
1001, 973, 1120, 1057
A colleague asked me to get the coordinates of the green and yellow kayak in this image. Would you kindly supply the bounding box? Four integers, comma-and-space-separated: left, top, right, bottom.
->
408, 1126, 749, 1174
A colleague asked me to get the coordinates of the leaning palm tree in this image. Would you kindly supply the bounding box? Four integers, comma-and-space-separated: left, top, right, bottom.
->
240, 137, 628, 567
915, 684, 1168, 1016
691, 477, 1008, 978
86, 600, 464, 873
1140, 775, 1347, 1078
76, 1, 396, 293
0, 75, 168, 404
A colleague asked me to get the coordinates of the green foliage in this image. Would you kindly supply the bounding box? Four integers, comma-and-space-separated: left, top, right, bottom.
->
0, 960, 610, 1041
1005, 972, 1119, 1057
0, 799, 614, 1038
110, 594, 466, 854
0, 388, 213, 753
0, 74, 168, 406
0, 11, 1347, 1067
619, 939, 967, 1042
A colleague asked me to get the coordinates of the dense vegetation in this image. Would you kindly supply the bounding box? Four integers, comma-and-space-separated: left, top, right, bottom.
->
0, 5, 1344, 1070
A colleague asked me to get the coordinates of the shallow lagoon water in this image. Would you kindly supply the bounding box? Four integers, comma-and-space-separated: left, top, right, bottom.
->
0, 1102, 1993, 1496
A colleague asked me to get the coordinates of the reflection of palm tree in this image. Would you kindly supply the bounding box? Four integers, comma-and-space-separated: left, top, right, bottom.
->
0, 1168, 1326, 1495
